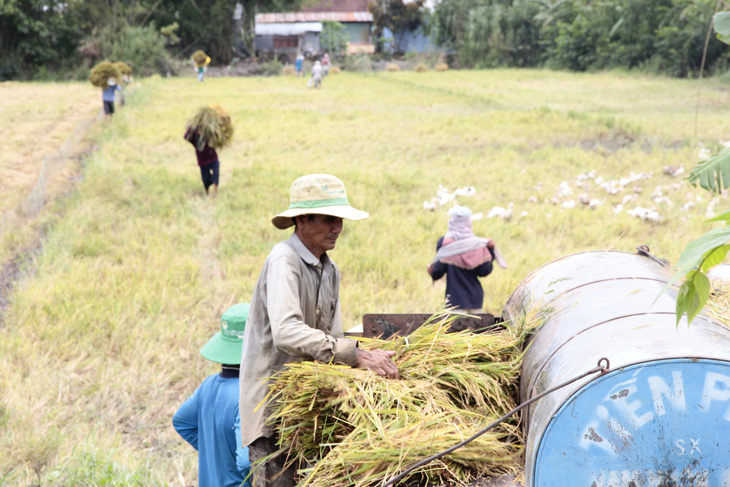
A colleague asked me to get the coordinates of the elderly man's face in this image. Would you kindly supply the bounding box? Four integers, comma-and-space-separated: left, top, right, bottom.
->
295, 214, 343, 258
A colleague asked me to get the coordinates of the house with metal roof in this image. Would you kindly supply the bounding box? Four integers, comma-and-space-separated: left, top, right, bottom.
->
254, 0, 374, 61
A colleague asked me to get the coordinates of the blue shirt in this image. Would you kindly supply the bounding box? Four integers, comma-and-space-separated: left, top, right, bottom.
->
429, 236, 494, 309
173, 371, 252, 487
102, 84, 120, 102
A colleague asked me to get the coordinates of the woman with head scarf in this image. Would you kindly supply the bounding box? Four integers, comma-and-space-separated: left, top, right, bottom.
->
427, 206, 503, 313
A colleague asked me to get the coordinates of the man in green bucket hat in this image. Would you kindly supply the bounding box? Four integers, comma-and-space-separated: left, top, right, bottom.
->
173, 303, 252, 487
239, 174, 400, 487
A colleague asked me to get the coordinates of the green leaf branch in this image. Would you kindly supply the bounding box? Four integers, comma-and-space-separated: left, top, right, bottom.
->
670, 10, 730, 326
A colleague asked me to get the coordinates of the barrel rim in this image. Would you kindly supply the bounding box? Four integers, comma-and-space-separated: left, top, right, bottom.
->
502, 249, 663, 320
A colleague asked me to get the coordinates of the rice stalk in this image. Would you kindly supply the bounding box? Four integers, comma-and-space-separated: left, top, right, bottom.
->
706, 285, 730, 327
184, 105, 234, 150
268, 307, 549, 486
192, 50, 209, 67
89, 61, 121, 88
114, 62, 133, 76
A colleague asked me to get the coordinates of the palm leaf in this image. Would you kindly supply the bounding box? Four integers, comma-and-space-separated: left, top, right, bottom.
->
687, 147, 730, 194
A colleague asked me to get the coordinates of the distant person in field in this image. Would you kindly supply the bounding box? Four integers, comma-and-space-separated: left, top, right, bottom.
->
427, 206, 504, 313
184, 128, 220, 197
173, 303, 252, 487
102, 77, 121, 117
309, 60, 323, 88
239, 174, 399, 487
321, 51, 330, 76
295, 53, 304, 77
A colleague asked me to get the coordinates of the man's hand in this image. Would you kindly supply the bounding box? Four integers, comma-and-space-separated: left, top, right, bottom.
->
355, 348, 400, 379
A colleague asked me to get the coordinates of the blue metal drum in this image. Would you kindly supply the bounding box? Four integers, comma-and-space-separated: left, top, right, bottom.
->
502, 250, 730, 487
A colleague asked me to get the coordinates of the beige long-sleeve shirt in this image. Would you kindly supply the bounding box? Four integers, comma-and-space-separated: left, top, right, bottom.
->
239, 232, 358, 447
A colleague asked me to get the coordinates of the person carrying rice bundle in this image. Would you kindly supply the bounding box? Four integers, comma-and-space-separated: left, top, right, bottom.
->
184, 105, 234, 197
89, 61, 121, 117
239, 174, 400, 487
192, 50, 211, 82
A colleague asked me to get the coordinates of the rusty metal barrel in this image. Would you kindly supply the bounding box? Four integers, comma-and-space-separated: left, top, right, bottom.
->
502, 250, 730, 487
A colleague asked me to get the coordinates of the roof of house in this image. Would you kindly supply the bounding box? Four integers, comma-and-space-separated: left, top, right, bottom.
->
255, 11, 373, 23
300, 0, 370, 12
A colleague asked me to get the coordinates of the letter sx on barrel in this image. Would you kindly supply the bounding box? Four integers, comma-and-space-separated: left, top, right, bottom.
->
534, 358, 730, 486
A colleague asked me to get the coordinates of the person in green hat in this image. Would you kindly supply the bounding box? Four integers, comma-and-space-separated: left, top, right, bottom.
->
173, 303, 252, 487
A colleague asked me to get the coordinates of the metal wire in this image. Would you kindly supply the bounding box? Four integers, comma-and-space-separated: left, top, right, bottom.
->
382, 357, 611, 487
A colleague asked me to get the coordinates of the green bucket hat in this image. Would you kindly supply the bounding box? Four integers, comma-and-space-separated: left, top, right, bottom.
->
199, 303, 249, 364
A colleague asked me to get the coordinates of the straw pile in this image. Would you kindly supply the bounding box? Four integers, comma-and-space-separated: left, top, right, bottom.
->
184, 105, 234, 150
192, 50, 210, 67
268, 310, 546, 487
114, 61, 133, 77
89, 61, 121, 88
706, 285, 730, 327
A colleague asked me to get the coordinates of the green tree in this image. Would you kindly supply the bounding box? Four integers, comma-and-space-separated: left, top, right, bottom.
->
0, 0, 80, 80
320, 20, 348, 54
369, 0, 425, 54
431, 0, 548, 68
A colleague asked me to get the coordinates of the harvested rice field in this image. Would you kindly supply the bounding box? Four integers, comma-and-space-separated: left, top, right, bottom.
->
2, 69, 730, 486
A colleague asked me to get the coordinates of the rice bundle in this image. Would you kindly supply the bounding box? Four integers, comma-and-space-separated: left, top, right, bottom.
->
89, 61, 121, 88
192, 50, 210, 68
114, 61, 133, 77
184, 105, 234, 150
706, 285, 730, 328
268, 309, 547, 487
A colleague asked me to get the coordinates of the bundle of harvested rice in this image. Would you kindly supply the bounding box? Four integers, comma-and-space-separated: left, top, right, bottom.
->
89, 61, 121, 88
192, 50, 210, 68
706, 286, 730, 327
268, 309, 547, 487
184, 105, 234, 150
114, 61, 133, 77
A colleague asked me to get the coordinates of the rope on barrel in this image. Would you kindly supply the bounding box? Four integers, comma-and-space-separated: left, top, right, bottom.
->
381, 357, 611, 487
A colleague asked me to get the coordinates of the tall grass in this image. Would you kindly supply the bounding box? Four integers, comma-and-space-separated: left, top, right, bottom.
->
1, 70, 730, 485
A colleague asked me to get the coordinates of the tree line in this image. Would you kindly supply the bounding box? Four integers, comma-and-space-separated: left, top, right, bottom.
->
1, 0, 728, 81
0, 0, 301, 81
428, 0, 729, 77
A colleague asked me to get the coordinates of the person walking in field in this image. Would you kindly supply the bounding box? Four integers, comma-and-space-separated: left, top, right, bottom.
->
183, 105, 233, 198
295, 53, 304, 77
321, 51, 330, 76
239, 174, 400, 487
184, 127, 220, 197
309, 60, 323, 88
427, 206, 503, 313
102, 77, 121, 117
173, 303, 253, 487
